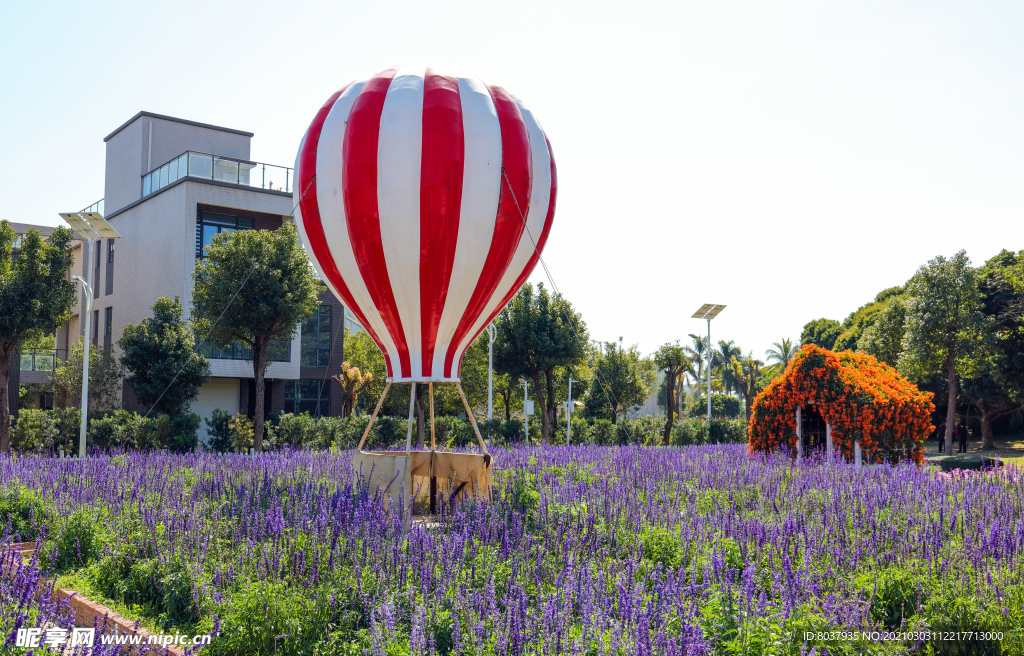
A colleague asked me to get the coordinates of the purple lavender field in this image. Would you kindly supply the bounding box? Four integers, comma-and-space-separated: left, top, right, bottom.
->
2, 445, 1023, 655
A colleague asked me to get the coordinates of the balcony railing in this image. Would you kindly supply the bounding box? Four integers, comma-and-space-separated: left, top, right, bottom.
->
142, 151, 292, 198
19, 349, 66, 372
81, 199, 104, 214
199, 340, 290, 363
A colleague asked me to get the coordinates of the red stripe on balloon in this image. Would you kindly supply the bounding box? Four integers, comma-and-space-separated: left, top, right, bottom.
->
418, 69, 464, 378
296, 84, 394, 377
442, 84, 533, 377
452, 136, 557, 375
342, 68, 413, 379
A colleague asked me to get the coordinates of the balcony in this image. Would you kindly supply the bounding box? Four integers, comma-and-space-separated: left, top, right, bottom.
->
142, 151, 292, 198
19, 349, 66, 372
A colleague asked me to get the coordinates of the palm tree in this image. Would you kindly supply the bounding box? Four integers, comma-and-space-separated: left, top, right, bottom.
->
765, 338, 800, 374
683, 335, 711, 396
715, 339, 743, 394
731, 354, 764, 421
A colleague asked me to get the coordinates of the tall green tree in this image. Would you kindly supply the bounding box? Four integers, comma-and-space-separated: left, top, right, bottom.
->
119, 296, 210, 414
0, 222, 76, 452
730, 353, 763, 421
584, 338, 656, 425
683, 335, 711, 397
493, 284, 588, 444
191, 223, 319, 450
654, 341, 690, 445
857, 295, 907, 366
978, 249, 1024, 405
801, 318, 842, 350
899, 251, 983, 454
50, 337, 125, 412
764, 338, 800, 375
714, 339, 742, 394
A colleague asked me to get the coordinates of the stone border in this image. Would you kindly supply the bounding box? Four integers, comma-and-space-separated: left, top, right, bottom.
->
8, 542, 188, 655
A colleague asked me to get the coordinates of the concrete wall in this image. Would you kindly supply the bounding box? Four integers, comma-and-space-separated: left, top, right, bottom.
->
192, 378, 240, 443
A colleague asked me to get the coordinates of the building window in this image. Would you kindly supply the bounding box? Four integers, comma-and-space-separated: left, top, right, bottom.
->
301, 305, 332, 366
199, 339, 290, 362
196, 211, 253, 258
104, 307, 112, 350
107, 239, 114, 264
92, 310, 99, 346
284, 379, 330, 417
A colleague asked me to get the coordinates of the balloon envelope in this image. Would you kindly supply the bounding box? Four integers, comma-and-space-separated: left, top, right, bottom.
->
295, 66, 556, 382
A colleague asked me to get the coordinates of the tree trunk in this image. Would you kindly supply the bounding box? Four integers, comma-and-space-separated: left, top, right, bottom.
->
414, 386, 425, 449
944, 353, 957, 455
0, 346, 11, 453
745, 396, 752, 423
545, 369, 556, 434
978, 404, 995, 451
533, 373, 549, 445
502, 391, 511, 421
663, 370, 676, 446
253, 339, 267, 452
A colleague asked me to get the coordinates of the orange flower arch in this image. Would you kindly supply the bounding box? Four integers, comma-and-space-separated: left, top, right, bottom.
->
748, 345, 934, 465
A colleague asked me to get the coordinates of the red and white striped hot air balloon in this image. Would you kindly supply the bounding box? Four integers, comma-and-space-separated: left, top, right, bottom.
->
294, 66, 556, 383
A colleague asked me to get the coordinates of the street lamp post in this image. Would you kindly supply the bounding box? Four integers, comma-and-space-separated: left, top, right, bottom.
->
520, 378, 531, 444
691, 304, 726, 428
59, 211, 121, 458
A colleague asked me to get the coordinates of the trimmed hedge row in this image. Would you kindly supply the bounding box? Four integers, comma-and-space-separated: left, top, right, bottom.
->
11, 408, 747, 453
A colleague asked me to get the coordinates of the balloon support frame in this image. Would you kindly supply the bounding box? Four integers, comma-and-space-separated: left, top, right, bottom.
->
353, 381, 492, 517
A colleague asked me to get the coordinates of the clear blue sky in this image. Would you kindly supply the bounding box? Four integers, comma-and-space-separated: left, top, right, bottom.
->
3, 0, 1022, 359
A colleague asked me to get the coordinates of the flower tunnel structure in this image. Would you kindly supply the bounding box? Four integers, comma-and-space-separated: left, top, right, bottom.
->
748, 345, 934, 465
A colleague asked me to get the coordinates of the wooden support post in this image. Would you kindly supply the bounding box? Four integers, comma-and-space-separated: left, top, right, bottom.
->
429, 382, 436, 452
406, 382, 417, 456
855, 441, 862, 469
356, 382, 392, 451
456, 382, 489, 456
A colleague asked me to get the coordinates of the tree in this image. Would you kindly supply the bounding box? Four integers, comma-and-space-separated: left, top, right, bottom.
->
683, 335, 711, 397
654, 341, 690, 445
493, 284, 588, 444
899, 251, 983, 454
50, 338, 125, 412
714, 339, 742, 394
191, 223, 319, 450
0, 222, 76, 452
731, 354, 763, 421
978, 249, 1024, 405
333, 361, 373, 418
343, 328, 388, 414
857, 296, 907, 367
764, 338, 799, 374
584, 338, 656, 425
119, 296, 210, 415
801, 318, 842, 350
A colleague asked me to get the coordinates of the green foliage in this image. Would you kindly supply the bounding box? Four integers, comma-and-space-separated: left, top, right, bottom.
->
584, 338, 656, 422
979, 249, 1024, 406
119, 296, 210, 415
0, 486, 53, 541
0, 222, 77, 451
688, 394, 742, 419
41, 508, 104, 572
205, 409, 234, 452
858, 295, 908, 366
801, 318, 843, 350
493, 283, 589, 442
50, 337, 126, 412
191, 222, 320, 450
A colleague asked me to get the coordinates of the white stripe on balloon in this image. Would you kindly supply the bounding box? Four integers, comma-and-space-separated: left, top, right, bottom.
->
377, 65, 426, 378
431, 75, 504, 379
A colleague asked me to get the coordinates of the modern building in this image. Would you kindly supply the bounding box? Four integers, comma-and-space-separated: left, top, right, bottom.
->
56, 111, 348, 440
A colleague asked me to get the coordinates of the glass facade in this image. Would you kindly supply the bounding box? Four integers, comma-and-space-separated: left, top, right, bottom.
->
199, 339, 289, 362
301, 305, 332, 366
284, 379, 330, 416
196, 212, 253, 259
